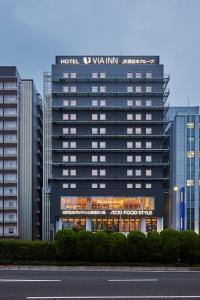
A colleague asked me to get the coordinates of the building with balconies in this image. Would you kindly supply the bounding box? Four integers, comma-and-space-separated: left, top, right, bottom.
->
50, 56, 169, 236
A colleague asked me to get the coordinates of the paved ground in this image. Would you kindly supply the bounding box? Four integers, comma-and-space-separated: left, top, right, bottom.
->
0, 268, 200, 299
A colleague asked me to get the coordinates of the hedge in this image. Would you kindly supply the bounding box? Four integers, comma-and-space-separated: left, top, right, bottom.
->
1, 229, 200, 264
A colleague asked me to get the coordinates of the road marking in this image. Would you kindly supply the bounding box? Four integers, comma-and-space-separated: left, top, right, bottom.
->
26, 296, 200, 299
0, 279, 61, 282
108, 279, 158, 282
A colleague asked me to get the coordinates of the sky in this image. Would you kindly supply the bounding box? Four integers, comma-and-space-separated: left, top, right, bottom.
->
0, 0, 199, 106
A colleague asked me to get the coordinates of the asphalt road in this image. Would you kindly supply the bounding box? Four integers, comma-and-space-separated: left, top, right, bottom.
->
0, 269, 200, 299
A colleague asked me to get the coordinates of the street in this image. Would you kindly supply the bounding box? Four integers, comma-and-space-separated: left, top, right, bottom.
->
0, 268, 200, 299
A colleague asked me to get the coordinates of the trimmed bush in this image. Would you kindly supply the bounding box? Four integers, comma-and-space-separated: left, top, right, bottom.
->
160, 229, 180, 263
179, 231, 200, 264
76, 230, 93, 261
92, 232, 110, 262
126, 231, 147, 262
109, 232, 127, 262
146, 232, 162, 263
55, 229, 77, 261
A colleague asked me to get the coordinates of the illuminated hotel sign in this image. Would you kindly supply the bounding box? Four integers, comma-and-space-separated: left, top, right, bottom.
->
62, 210, 153, 217
57, 56, 157, 65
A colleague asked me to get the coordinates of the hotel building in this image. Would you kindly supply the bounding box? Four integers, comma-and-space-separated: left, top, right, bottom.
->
50, 55, 169, 235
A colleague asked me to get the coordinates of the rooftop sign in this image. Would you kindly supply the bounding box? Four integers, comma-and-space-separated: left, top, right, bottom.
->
56, 56, 159, 65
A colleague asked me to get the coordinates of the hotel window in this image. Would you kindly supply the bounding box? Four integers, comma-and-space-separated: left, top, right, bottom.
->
100, 100, 106, 106
135, 100, 141, 107
100, 183, 106, 189
127, 128, 133, 134
70, 114, 76, 120
127, 72, 133, 79
70, 156, 76, 162
146, 72, 152, 79
146, 100, 152, 107
92, 128, 98, 134
4, 161, 17, 168
127, 114, 133, 121
63, 86, 69, 92
100, 141, 106, 148
146, 86, 152, 93
127, 86, 133, 92
146, 169, 152, 176
63, 183, 69, 189
146, 183, 152, 189
70, 72, 76, 79
100, 114, 106, 120
146, 142, 152, 149
136, 86, 142, 92
63, 141, 69, 148
63, 73, 69, 78
4, 82, 17, 90
127, 141, 133, 149
63, 128, 69, 134
146, 128, 152, 135
4, 95, 17, 103
70, 128, 76, 134
92, 100, 98, 106
100, 155, 106, 162
127, 169, 133, 176
63, 100, 69, 107
135, 155, 141, 162
100, 72, 106, 79
135, 128, 142, 134
127, 183, 133, 189
187, 122, 194, 129
70, 141, 76, 148
70, 86, 76, 92
63, 169, 69, 176
146, 113, 152, 120
187, 151, 195, 158
135, 72, 142, 79
92, 183, 98, 189
70, 100, 76, 106
127, 100, 133, 107
187, 180, 194, 186
92, 142, 98, 148
135, 141, 142, 148
100, 128, 106, 134
70, 183, 76, 189
70, 169, 76, 176
92, 73, 98, 79
92, 114, 98, 120
92, 155, 98, 162
92, 169, 98, 176
135, 183, 141, 189
100, 169, 106, 176
135, 114, 142, 121
4, 108, 17, 115
146, 155, 152, 162
92, 86, 98, 93
63, 156, 69, 162
135, 169, 141, 176
127, 155, 133, 162
100, 86, 106, 92
4, 135, 17, 142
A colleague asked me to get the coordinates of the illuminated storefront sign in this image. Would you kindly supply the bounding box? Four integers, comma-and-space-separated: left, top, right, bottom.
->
62, 210, 153, 217
58, 56, 157, 65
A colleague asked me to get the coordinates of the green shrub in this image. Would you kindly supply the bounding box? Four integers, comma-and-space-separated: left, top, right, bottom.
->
160, 229, 180, 263
55, 229, 77, 261
146, 232, 162, 263
76, 230, 93, 261
109, 232, 127, 262
92, 232, 110, 262
126, 231, 147, 262
179, 231, 200, 264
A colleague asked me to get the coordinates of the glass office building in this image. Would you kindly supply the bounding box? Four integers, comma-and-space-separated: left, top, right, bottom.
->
167, 106, 200, 233
51, 56, 169, 236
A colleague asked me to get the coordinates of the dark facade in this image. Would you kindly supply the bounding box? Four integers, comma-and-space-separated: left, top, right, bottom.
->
51, 56, 169, 235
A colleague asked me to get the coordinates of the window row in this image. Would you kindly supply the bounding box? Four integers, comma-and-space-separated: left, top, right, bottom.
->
0, 160, 17, 168
62, 141, 153, 149
0, 186, 17, 195
0, 95, 17, 103
0, 135, 17, 142
62, 113, 152, 121
63, 86, 154, 93
62, 127, 153, 135
0, 147, 17, 155
62, 169, 152, 177
62, 72, 152, 79
0, 173, 17, 181
62, 183, 152, 189
0, 121, 17, 129
0, 108, 17, 116
62, 155, 152, 163
0, 82, 17, 90
62, 99, 153, 107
